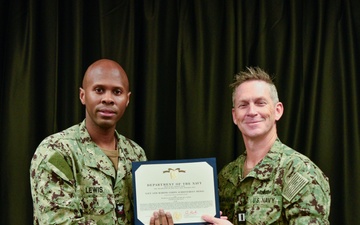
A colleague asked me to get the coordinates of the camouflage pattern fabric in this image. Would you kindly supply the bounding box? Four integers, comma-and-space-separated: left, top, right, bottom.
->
218, 139, 331, 225
30, 120, 147, 224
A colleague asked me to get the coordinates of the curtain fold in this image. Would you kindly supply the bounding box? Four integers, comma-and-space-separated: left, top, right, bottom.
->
0, 0, 359, 224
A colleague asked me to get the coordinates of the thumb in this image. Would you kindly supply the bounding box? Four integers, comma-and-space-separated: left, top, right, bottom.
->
202, 214, 217, 223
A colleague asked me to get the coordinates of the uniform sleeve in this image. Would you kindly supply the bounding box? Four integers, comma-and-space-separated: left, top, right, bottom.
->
217, 163, 242, 223
30, 147, 94, 225
282, 166, 331, 224
218, 172, 234, 221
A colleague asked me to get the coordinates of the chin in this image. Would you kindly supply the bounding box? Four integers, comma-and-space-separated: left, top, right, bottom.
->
243, 131, 265, 138
98, 120, 116, 129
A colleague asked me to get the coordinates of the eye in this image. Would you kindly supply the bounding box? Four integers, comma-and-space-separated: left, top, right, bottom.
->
95, 87, 103, 93
257, 100, 267, 106
238, 102, 248, 108
113, 89, 122, 95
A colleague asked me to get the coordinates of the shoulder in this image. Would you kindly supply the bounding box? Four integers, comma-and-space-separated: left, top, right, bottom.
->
276, 142, 328, 181
274, 141, 330, 202
30, 124, 84, 185
273, 142, 331, 220
116, 133, 147, 161
39, 123, 81, 144
218, 154, 244, 181
31, 123, 82, 168
36, 123, 81, 153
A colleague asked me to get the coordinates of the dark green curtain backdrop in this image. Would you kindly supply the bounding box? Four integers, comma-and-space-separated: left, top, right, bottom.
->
1, 0, 359, 224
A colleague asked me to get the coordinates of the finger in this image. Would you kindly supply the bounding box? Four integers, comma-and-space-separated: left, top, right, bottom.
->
219, 211, 228, 220
159, 209, 168, 225
153, 211, 161, 225
202, 214, 214, 222
149, 216, 155, 225
202, 214, 222, 224
165, 211, 174, 225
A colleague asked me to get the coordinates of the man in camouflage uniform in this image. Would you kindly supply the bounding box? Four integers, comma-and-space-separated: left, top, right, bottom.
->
148, 68, 331, 225
30, 59, 146, 224
217, 67, 331, 224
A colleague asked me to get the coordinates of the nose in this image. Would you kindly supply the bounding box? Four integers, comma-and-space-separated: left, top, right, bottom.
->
101, 91, 114, 105
247, 104, 257, 116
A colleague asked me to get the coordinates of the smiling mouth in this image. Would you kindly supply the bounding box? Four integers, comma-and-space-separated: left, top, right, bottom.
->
246, 120, 262, 125
247, 120, 260, 123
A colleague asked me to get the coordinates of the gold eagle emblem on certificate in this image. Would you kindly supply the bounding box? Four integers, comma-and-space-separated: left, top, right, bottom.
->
172, 211, 182, 221
163, 168, 186, 179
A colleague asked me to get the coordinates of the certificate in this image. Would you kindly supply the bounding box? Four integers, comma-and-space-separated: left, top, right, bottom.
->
132, 158, 220, 225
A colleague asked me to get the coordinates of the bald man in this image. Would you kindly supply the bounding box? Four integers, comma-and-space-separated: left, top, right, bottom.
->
30, 59, 147, 224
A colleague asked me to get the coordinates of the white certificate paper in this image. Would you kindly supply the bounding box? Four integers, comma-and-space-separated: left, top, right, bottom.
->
132, 158, 220, 225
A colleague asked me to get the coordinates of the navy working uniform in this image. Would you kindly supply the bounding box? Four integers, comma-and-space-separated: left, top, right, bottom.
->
30, 120, 146, 224
218, 139, 331, 224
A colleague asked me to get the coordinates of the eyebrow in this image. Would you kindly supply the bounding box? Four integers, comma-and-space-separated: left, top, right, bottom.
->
91, 83, 124, 89
239, 96, 267, 101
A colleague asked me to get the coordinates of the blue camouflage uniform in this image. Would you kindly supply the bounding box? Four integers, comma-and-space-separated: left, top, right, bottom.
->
30, 120, 147, 224
218, 139, 330, 224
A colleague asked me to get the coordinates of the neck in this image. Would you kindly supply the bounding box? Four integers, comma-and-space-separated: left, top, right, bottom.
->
85, 121, 117, 150
243, 131, 277, 168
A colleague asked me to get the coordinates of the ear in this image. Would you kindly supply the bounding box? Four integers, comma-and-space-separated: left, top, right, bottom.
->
79, 87, 85, 105
126, 92, 131, 107
231, 108, 237, 125
274, 102, 284, 121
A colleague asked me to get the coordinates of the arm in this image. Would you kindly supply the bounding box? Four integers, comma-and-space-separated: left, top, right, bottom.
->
283, 169, 331, 224
30, 149, 90, 225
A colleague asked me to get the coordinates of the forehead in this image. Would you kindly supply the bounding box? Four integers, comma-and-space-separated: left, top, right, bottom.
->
235, 80, 272, 100
84, 66, 129, 90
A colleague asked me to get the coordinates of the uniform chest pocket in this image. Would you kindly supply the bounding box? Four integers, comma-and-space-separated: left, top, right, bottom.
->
245, 195, 283, 224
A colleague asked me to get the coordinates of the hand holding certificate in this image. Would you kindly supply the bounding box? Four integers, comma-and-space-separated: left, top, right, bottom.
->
132, 158, 220, 225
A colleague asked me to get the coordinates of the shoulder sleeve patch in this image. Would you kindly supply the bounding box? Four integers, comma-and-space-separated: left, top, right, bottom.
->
282, 172, 309, 202
48, 151, 74, 181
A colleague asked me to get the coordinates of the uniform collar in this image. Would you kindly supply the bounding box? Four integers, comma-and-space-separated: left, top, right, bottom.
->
77, 120, 117, 178
228, 139, 284, 185
247, 139, 283, 180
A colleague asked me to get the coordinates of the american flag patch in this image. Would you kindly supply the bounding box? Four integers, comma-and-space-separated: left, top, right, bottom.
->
283, 172, 309, 202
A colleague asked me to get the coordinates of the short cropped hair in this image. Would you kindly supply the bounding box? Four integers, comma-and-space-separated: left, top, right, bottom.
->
230, 67, 279, 106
